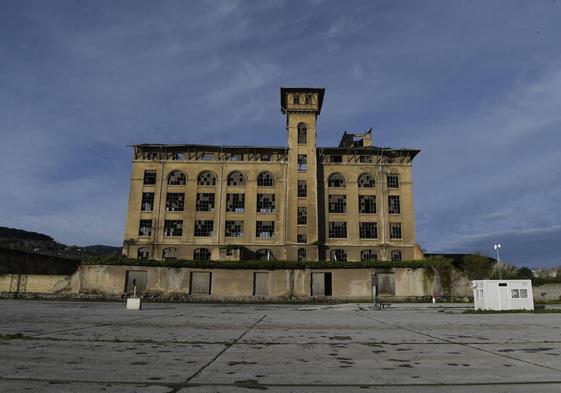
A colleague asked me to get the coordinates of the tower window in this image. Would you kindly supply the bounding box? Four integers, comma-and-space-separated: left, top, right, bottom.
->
329, 195, 346, 213
164, 220, 183, 237
359, 195, 376, 214
143, 170, 157, 185
293, 94, 300, 104
260, 153, 271, 162
297, 233, 307, 244
298, 180, 307, 197
298, 123, 307, 144
330, 155, 342, 163
359, 222, 377, 239
298, 154, 308, 171
141, 192, 154, 211
166, 193, 185, 212
387, 174, 399, 188
359, 155, 372, 163
388, 196, 401, 214
139, 220, 152, 236
329, 222, 347, 238
298, 207, 307, 225
168, 171, 186, 185
389, 222, 402, 239
305, 94, 312, 105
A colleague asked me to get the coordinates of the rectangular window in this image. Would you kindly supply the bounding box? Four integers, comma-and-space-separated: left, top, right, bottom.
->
194, 220, 213, 237
256, 221, 274, 238
201, 153, 215, 161
141, 192, 154, 211
359, 195, 376, 214
254, 272, 269, 296
297, 233, 307, 243
260, 153, 271, 162
196, 193, 215, 212
225, 220, 243, 238
143, 170, 156, 185
226, 193, 245, 212
190, 272, 211, 295
359, 222, 377, 239
229, 153, 243, 161
388, 195, 400, 214
520, 289, 528, 298
389, 222, 402, 239
328, 195, 346, 213
166, 193, 185, 212
387, 174, 399, 188
330, 155, 342, 163
164, 220, 183, 237
359, 155, 372, 163
257, 194, 275, 213
511, 289, 520, 299
329, 222, 347, 238
298, 207, 307, 225
298, 154, 308, 171
298, 180, 307, 197
311, 272, 332, 296
139, 220, 152, 236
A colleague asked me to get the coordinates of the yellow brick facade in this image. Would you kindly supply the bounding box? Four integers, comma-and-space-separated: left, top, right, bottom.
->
122, 88, 422, 262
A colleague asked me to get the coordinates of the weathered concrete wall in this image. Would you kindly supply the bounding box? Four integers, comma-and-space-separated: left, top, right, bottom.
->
533, 284, 561, 302
0, 274, 72, 294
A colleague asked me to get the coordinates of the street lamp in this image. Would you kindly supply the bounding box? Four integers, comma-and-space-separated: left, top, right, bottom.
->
493, 244, 502, 279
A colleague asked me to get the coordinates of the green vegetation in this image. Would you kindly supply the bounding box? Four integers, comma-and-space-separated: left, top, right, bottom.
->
82, 255, 453, 270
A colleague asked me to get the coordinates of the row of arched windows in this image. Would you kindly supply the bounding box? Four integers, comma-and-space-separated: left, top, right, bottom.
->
163, 170, 391, 188
163, 170, 277, 187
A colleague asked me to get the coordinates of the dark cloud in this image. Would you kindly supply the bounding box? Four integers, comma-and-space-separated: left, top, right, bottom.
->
0, 1, 560, 266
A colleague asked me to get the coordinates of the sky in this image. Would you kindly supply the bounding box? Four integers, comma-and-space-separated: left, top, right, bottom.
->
1, 0, 560, 268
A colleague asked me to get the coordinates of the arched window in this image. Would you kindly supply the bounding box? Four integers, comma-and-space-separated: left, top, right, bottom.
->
328, 173, 346, 188
162, 247, 177, 260
137, 247, 150, 260
297, 123, 307, 144
330, 249, 347, 262
391, 250, 402, 261
197, 171, 216, 186
358, 173, 375, 188
361, 250, 377, 261
168, 171, 186, 185
194, 248, 211, 261
227, 171, 245, 186
257, 172, 275, 187
256, 249, 274, 261
298, 248, 307, 262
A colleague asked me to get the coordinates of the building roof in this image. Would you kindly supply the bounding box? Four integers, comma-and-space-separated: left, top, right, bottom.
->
280, 87, 326, 114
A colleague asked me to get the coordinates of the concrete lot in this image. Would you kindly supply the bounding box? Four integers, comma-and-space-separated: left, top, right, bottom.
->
1, 301, 561, 392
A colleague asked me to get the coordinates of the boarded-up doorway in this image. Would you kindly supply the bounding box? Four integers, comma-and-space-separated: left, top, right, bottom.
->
311, 272, 332, 296
190, 272, 212, 295
253, 272, 269, 296
125, 270, 147, 294
377, 273, 395, 295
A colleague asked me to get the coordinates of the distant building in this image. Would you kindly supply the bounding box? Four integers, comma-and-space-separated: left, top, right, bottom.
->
122, 88, 422, 262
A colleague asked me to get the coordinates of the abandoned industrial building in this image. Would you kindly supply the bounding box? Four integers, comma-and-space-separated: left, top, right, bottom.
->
123, 88, 423, 262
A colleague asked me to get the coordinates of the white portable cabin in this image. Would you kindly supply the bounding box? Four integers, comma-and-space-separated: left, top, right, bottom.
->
471, 280, 534, 311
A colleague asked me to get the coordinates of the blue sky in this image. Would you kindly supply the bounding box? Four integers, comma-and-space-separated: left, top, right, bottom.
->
1, 0, 560, 267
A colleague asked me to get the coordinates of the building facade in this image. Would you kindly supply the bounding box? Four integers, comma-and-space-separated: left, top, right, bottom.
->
123, 88, 422, 262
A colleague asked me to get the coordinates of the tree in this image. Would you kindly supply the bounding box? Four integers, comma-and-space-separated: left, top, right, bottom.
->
516, 266, 534, 279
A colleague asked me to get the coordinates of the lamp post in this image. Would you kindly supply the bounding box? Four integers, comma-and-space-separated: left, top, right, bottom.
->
493, 244, 502, 279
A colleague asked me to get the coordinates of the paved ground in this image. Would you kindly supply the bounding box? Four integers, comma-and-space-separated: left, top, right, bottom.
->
1, 301, 561, 392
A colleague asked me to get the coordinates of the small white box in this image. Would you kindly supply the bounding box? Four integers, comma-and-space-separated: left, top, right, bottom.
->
126, 298, 142, 310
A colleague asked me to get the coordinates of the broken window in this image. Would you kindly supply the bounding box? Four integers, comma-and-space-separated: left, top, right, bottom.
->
298, 248, 307, 261
227, 171, 245, 186
358, 173, 375, 188
257, 194, 275, 213
162, 247, 177, 260
359, 155, 372, 163
329, 222, 347, 238
194, 220, 213, 237
330, 155, 342, 163
193, 248, 211, 261
298, 154, 308, 171
257, 172, 275, 187
141, 192, 154, 211
298, 207, 307, 225
389, 222, 402, 239
260, 153, 271, 162
168, 171, 186, 185
330, 249, 347, 261
196, 193, 215, 212
137, 247, 150, 260
329, 195, 346, 213
297, 233, 307, 244
359, 222, 377, 239
298, 180, 307, 197
197, 171, 216, 186
298, 123, 307, 144
359, 195, 376, 214
164, 220, 183, 237
388, 196, 400, 214
256, 221, 274, 238
166, 193, 185, 211
139, 220, 152, 236
256, 249, 273, 260
311, 272, 332, 296
361, 250, 377, 261
225, 220, 243, 237
387, 174, 399, 188
226, 193, 245, 212
328, 173, 346, 187
391, 250, 402, 261
143, 170, 157, 185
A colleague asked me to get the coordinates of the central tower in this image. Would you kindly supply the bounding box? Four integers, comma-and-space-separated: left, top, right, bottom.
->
280, 87, 325, 261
